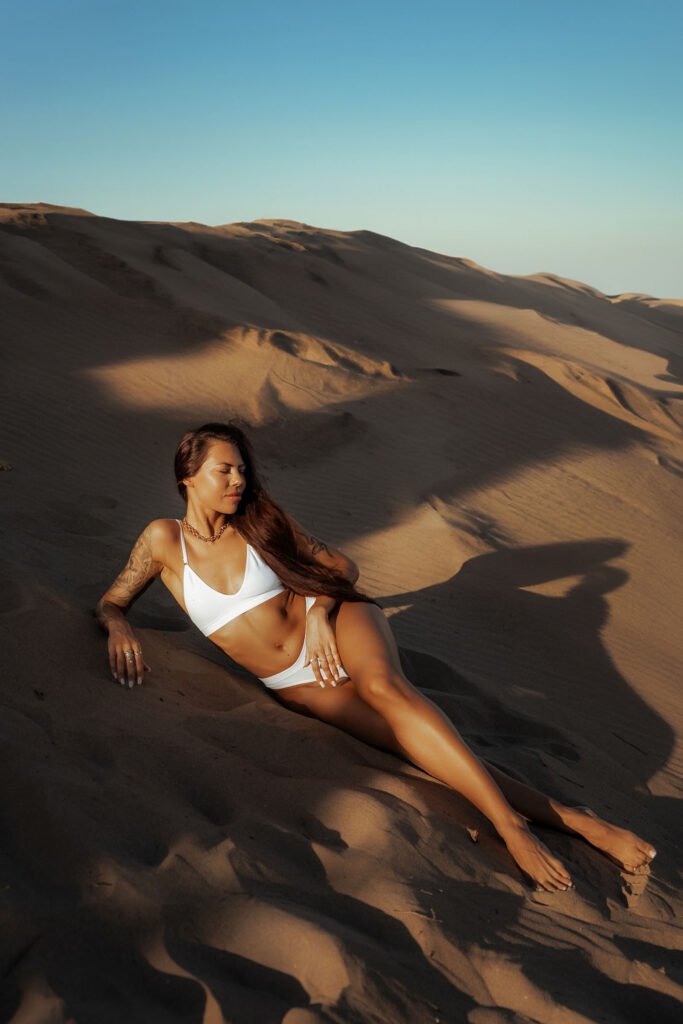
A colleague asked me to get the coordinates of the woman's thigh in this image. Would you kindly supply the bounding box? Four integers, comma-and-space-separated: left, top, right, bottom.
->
333, 600, 405, 677
272, 676, 399, 753
272, 600, 418, 718
333, 600, 422, 704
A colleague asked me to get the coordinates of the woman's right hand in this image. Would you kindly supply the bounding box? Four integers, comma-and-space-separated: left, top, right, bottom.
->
108, 625, 152, 688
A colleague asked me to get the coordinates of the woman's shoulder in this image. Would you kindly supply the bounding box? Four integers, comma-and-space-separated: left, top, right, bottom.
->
144, 518, 181, 564
147, 517, 181, 536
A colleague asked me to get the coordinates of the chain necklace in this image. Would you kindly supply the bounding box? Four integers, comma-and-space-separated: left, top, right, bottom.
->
181, 516, 232, 543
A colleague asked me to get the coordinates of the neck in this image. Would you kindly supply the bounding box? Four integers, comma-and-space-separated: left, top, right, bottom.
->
183, 506, 234, 536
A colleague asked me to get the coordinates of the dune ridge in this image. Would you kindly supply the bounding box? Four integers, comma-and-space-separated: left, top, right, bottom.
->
1, 203, 682, 1022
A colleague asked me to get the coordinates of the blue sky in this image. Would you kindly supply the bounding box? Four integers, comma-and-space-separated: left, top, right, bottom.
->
2, 0, 681, 297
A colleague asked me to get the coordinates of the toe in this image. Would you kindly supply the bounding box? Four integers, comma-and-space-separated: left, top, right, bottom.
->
634, 842, 656, 868
540, 866, 567, 891
547, 855, 572, 885
550, 876, 570, 892
547, 862, 570, 885
554, 872, 573, 890
535, 841, 572, 886
633, 837, 655, 859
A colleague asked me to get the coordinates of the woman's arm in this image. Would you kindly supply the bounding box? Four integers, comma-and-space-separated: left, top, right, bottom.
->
285, 513, 359, 615
285, 513, 359, 583
95, 520, 165, 685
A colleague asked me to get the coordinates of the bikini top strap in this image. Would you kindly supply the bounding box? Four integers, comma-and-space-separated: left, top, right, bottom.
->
176, 519, 188, 564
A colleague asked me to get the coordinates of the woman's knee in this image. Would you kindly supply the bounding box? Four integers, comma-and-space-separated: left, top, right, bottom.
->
355, 666, 417, 709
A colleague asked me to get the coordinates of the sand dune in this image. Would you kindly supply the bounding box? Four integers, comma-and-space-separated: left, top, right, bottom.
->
1, 202, 682, 1022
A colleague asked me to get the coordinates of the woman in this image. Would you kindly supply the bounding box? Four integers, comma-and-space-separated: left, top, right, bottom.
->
95, 422, 656, 893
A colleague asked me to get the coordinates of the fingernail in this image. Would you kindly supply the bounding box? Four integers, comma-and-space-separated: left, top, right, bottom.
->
649, 849, 656, 859
128, 680, 133, 688
137, 677, 142, 685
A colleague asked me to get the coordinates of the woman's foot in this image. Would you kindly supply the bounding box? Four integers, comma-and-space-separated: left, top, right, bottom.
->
498, 818, 574, 892
565, 805, 656, 873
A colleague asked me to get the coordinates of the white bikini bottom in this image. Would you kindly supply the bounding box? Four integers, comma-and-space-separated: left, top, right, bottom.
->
257, 595, 350, 689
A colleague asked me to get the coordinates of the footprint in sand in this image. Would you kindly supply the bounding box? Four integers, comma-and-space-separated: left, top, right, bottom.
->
620, 867, 652, 908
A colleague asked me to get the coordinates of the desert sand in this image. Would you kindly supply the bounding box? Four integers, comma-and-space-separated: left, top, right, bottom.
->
1, 202, 682, 1022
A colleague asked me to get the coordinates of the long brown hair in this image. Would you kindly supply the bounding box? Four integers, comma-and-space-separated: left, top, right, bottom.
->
174, 421, 383, 609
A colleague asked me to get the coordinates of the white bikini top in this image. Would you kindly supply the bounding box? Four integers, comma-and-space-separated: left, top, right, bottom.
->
176, 519, 286, 636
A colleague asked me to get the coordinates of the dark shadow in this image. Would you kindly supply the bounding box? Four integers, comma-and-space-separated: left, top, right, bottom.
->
382, 538, 680, 846
356, 228, 683, 388
1, 204, 680, 1021
432, 880, 683, 1024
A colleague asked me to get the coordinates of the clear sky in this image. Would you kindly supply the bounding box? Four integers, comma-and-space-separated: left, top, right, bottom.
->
2, 0, 681, 297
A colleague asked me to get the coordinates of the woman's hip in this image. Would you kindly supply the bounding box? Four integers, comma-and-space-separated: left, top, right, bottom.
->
258, 595, 351, 690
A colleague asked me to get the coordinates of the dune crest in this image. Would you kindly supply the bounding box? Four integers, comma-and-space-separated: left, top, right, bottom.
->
1, 204, 682, 1022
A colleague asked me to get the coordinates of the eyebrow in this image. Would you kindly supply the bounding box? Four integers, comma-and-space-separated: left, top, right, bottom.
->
216, 461, 246, 467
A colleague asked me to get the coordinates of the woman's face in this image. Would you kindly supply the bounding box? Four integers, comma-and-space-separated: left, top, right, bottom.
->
185, 440, 247, 512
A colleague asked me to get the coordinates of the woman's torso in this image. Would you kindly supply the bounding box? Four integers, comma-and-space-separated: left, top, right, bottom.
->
157, 518, 310, 678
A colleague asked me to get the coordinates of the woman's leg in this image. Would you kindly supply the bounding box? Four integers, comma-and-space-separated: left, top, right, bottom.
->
482, 763, 656, 872
274, 601, 656, 885
274, 674, 656, 877
276, 601, 572, 891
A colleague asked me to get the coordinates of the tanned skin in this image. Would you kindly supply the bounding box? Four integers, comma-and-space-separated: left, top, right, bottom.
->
291, 524, 338, 561
96, 439, 657, 893
95, 523, 162, 685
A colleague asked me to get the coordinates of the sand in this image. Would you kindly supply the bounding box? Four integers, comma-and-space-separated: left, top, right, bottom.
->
1, 202, 682, 1022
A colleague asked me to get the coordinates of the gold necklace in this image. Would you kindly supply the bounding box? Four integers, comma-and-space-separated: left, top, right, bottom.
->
181, 517, 231, 543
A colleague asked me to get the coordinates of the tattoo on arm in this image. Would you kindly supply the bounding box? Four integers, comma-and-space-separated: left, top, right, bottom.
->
294, 526, 335, 560
288, 515, 357, 578
95, 600, 127, 633
107, 525, 162, 607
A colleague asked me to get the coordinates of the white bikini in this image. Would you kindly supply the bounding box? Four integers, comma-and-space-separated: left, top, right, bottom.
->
175, 520, 349, 688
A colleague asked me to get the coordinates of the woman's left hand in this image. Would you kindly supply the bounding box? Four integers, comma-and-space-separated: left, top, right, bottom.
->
303, 607, 344, 686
